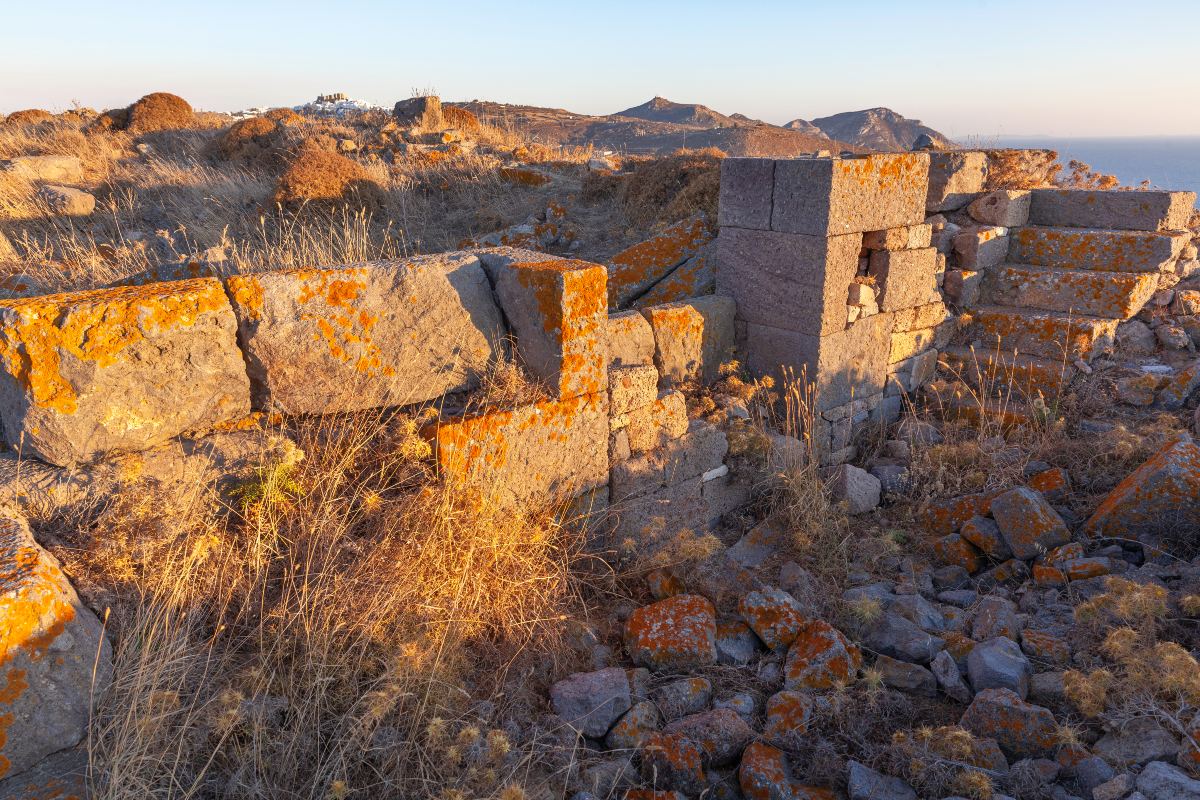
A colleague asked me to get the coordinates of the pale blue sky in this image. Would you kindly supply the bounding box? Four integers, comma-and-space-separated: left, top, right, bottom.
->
4, 0, 1197, 137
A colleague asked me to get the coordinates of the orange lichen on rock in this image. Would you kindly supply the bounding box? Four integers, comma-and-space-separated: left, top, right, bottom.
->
919, 491, 1002, 535
1083, 432, 1200, 541
607, 216, 713, 308
0, 279, 231, 416
624, 594, 717, 672
764, 690, 813, 741
959, 688, 1058, 759
498, 166, 551, 187
932, 533, 984, 573
783, 619, 861, 690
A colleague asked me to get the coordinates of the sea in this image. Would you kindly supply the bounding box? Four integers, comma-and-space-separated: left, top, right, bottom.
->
988, 136, 1200, 203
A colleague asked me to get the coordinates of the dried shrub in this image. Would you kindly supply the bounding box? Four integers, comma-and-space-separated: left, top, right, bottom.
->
263, 107, 305, 125
3, 109, 53, 126
442, 105, 481, 132
1059, 159, 1119, 190
126, 92, 196, 133
271, 144, 382, 209
581, 169, 624, 203
218, 116, 289, 168
93, 107, 130, 131
621, 147, 723, 227
985, 148, 1061, 189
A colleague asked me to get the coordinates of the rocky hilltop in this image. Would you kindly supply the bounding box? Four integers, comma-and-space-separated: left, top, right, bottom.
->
810, 106, 956, 151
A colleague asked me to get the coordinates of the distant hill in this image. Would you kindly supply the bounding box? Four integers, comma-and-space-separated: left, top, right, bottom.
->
782, 118, 828, 138
615, 96, 737, 128
810, 107, 954, 151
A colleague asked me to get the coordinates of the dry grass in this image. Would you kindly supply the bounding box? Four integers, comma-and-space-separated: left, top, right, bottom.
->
48, 411, 593, 799
125, 93, 197, 133
3, 108, 53, 126
619, 147, 722, 227
271, 145, 383, 209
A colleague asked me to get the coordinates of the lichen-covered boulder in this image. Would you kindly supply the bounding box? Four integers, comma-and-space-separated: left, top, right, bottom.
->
1083, 433, 1200, 543
784, 619, 862, 689
989, 487, 1071, 561
607, 216, 713, 309
638, 731, 706, 795
959, 688, 1057, 760
739, 587, 809, 651
0, 279, 250, 466
226, 255, 505, 415
662, 707, 753, 766
624, 594, 717, 672
0, 509, 112, 780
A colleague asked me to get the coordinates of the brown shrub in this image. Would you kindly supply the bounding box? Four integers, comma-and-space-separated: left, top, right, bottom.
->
985, 148, 1061, 189
622, 147, 723, 226
442, 105, 481, 132
92, 107, 130, 131
218, 116, 286, 166
263, 107, 305, 126
271, 144, 382, 209
3, 109, 53, 126
126, 92, 195, 133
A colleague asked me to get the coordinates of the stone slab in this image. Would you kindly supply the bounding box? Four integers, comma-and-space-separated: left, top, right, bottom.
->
0, 279, 250, 466
771, 153, 929, 236
969, 305, 1118, 361
1007, 227, 1190, 273
1083, 432, 1200, 542
986, 263, 1157, 320
927, 151, 987, 212
1029, 189, 1196, 232
607, 310, 656, 369
867, 248, 938, 312
718, 158, 775, 230
607, 216, 712, 308
642, 295, 735, 386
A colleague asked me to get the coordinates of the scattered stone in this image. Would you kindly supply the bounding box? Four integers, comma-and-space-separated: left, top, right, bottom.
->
967, 637, 1031, 698
38, 184, 95, 216
0, 154, 84, 183
1083, 433, 1200, 542
605, 700, 661, 750
876, 654, 937, 696
549, 667, 631, 737
829, 464, 881, 515
961, 515, 1013, 560
1093, 774, 1135, 800
1157, 325, 1192, 350
1094, 718, 1180, 767
972, 596, 1020, 640
624, 594, 718, 672
847, 760, 917, 800
989, 487, 1071, 561
931, 649, 972, 703
713, 693, 756, 721
1116, 320, 1158, 354
959, 688, 1058, 759
861, 612, 945, 664
1118, 373, 1164, 407
663, 708, 754, 766
740, 587, 810, 651
764, 690, 813, 743
639, 732, 707, 795
653, 677, 713, 721
784, 619, 863, 689
1136, 761, 1200, 800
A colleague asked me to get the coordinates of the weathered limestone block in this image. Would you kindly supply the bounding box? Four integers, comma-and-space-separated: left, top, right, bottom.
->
607, 310, 656, 369
716, 227, 862, 335
607, 216, 712, 308
485, 255, 608, 398
745, 313, 891, 412
970, 306, 1117, 361
109, 260, 221, 288
0, 509, 112, 780
642, 295, 735, 386
608, 474, 708, 544
227, 255, 505, 414
927, 151, 987, 212
631, 243, 716, 308
0, 279, 250, 466
968, 189, 1031, 227
392, 95, 444, 130
0, 747, 87, 800
611, 420, 727, 500
718, 158, 775, 230
624, 391, 688, 454
985, 264, 1158, 319
954, 226, 1009, 269
430, 392, 608, 505
1029, 189, 1196, 232
1007, 227, 1190, 272
867, 248, 938, 312
37, 185, 95, 217
862, 224, 932, 251
942, 269, 982, 306
0, 155, 83, 184
610, 365, 659, 416
771, 153, 929, 236
1083, 432, 1200, 542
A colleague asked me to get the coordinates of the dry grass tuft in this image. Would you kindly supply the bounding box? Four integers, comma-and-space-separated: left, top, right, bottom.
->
443, 106, 482, 132
271, 145, 382, 209
217, 116, 289, 168
620, 147, 723, 227
3, 108, 54, 126
126, 92, 196, 133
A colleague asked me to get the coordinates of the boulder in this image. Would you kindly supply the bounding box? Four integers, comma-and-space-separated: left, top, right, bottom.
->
875, 654, 937, 696
764, 690, 813, 744
960, 688, 1058, 759
549, 667, 631, 737
861, 612, 944, 664
38, 184, 95, 216
604, 700, 661, 750
847, 760, 917, 800
1083, 433, 1200, 543
967, 637, 1031, 698
652, 677, 712, 721
624, 594, 718, 672
829, 464, 881, 515
971, 596, 1020, 640
392, 95, 444, 130
0, 155, 84, 184
0, 279, 251, 466
227, 255, 506, 414
989, 487, 1071, 561
784, 619, 862, 689
931, 649, 972, 702
0, 510, 113, 780
960, 515, 1013, 561
1137, 761, 1200, 800
639, 732, 707, 796
662, 708, 754, 766
715, 619, 761, 666
1094, 717, 1179, 767
0, 747, 87, 800
739, 587, 809, 650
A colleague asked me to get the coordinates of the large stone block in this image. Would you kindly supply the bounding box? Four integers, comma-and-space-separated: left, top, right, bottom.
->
1029, 189, 1196, 232
607, 216, 712, 308
0, 155, 84, 184
927, 151, 987, 212
1083, 432, 1200, 542
0, 279, 250, 466
227, 255, 505, 415
631, 243, 716, 309
610, 421, 728, 501
1007, 227, 1190, 273
642, 295, 735, 386
771, 153, 929, 236
744, 313, 892, 412
484, 255, 608, 399
716, 226, 862, 336
0, 510, 112, 780
970, 306, 1118, 361
954, 226, 1009, 269
867, 248, 938, 312
985, 264, 1158, 320
968, 189, 1031, 227
430, 392, 608, 505
718, 158, 775, 230
607, 310, 656, 369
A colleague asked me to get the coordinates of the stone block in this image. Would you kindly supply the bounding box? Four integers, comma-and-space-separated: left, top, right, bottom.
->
607, 310, 657, 369
892, 301, 952, 332
970, 306, 1117, 360
0, 155, 83, 184
624, 594, 717, 672
0, 279, 250, 466
610, 421, 728, 500
610, 365, 659, 416
862, 224, 932, 251
625, 390, 689, 453
38, 184, 95, 216
642, 294, 735, 386
1029, 189, 1196, 231
716, 226, 862, 336
771, 153, 929, 236
927, 151, 987, 212
889, 321, 953, 364
959, 688, 1057, 759
392, 95, 443, 130
718, 158, 774, 230
607, 216, 712, 308
1008, 227, 1190, 272
989, 487, 1070, 561
608, 475, 708, 545
868, 248, 938, 312
1083, 432, 1200, 542
0, 511, 112, 779
954, 226, 1009, 269
968, 190, 1031, 227
745, 313, 891, 411
985, 264, 1157, 320
784, 619, 862, 689
430, 392, 608, 505
483, 255, 608, 399
631, 243, 715, 308
943, 269, 982, 306
549, 667, 631, 738
228, 255, 506, 415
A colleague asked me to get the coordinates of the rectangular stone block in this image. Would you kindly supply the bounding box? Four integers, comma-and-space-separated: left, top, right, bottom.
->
954, 226, 1009, 269
862, 224, 933, 251
610, 364, 659, 416
1029, 189, 1196, 232
970, 306, 1118, 360
610, 421, 728, 501
943, 269, 982, 306
967, 189, 1031, 227
430, 392, 608, 505
0, 279, 251, 466
642, 294, 735, 386
606, 216, 712, 308
718, 158, 775, 230
927, 151, 987, 212
771, 153, 929, 236
744, 312, 891, 412
716, 226, 862, 335
1007, 227, 1190, 273
625, 390, 689, 453
607, 310, 657, 369
985, 264, 1158, 320
892, 301, 952, 333
227, 255, 506, 415
608, 475, 707, 546
868, 248, 939, 312
890, 323, 952, 364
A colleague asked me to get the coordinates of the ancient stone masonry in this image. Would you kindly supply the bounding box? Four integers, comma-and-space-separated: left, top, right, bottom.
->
717, 152, 946, 463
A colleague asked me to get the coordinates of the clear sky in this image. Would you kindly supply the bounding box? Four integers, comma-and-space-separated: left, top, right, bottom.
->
4, 0, 1198, 137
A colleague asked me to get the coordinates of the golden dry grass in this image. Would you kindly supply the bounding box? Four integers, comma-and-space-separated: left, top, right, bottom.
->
620, 147, 722, 227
